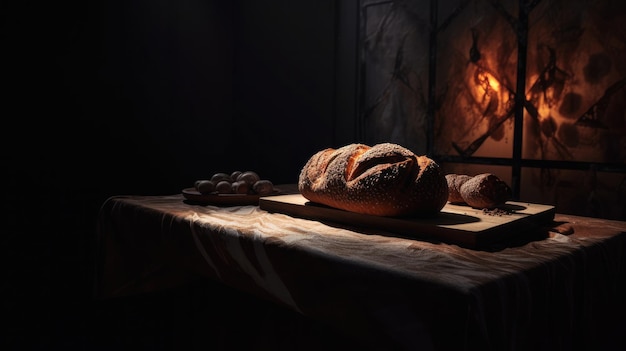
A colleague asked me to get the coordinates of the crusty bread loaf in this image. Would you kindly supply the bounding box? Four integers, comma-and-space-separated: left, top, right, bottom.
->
445, 173, 512, 209
445, 174, 472, 204
298, 143, 449, 217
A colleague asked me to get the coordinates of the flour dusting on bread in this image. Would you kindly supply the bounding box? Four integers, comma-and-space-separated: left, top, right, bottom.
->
298, 143, 448, 217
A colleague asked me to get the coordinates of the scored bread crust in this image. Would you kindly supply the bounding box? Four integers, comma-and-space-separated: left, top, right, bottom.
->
298, 143, 449, 217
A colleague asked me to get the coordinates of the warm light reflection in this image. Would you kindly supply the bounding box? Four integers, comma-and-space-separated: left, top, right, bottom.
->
526, 73, 539, 100
537, 101, 550, 121
526, 73, 551, 121
475, 69, 500, 95
469, 66, 510, 121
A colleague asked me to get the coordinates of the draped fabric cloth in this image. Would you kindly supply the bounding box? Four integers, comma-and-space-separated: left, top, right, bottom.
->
94, 192, 626, 351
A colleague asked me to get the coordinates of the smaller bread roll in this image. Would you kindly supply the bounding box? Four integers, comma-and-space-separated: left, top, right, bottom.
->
231, 180, 250, 194
459, 173, 511, 209
445, 174, 472, 204
196, 180, 216, 194
253, 180, 274, 195
215, 180, 233, 194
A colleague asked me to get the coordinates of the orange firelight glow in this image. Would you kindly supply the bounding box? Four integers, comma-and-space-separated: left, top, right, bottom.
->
469, 66, 511, 120
475, 69, 500, 95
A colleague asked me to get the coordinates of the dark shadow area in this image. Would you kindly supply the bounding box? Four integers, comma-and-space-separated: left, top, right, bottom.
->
84, 280, 370, 351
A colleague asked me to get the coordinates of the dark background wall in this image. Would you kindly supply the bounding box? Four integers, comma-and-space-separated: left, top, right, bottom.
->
3, 0, 357, 349
5, 0, 344, 198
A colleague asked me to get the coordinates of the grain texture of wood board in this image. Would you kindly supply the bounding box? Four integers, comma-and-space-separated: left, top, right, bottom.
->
259, 194, 556, 249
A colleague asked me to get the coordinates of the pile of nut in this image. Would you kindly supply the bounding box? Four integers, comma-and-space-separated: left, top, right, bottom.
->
194, 171, 274, 195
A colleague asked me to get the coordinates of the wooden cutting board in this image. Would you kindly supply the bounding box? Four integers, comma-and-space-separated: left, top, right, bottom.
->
259, 194, 556, 249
